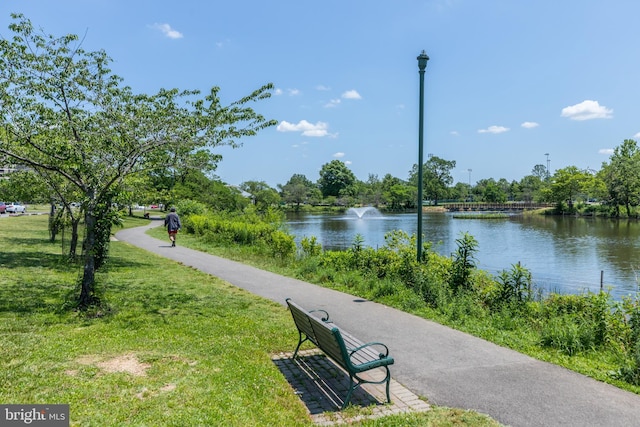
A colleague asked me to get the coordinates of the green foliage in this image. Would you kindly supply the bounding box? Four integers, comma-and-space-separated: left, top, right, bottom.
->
410, 155, 456, 205
351, 233, 365, 253
318, 160, 356, 198
174, 199, 207, 217
449, 232, 478, 293
280, 174, 317, 208
0, 14, 276, 307
546, 166, 594, 209
93, 196, 124, 270
600, 139, 640, 217
495, 263, 534, 307
618, 297, 640, 384
267, 230, 296, 259
240, 180, 281, 211
184, 214, 275, 245
539, 291, 630, 356
540, 314, 597, 356
182, 209, 292, 263
300, 236, 322, 257
481, 179, 508, 203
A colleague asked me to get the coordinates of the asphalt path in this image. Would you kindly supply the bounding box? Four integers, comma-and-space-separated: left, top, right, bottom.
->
116, 220, 640, 427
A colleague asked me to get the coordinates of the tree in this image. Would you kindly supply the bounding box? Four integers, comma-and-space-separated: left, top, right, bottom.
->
385, 184, 413, 210
279, 173, 316, 208
241, 180, 280, 211
543, 166, 593, 210
601, 139, 640, 217
380, 174, 412, 209
480, 178, 507, 203
0, 15, 276, 308
531, 164, 549, 181
317, 160, 356, 198
362, 173, 383, 206
409, 156, 455, 205
518, 175, 543, 202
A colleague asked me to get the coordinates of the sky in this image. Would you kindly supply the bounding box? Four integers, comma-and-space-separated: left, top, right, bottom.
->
1, 0, 639, 189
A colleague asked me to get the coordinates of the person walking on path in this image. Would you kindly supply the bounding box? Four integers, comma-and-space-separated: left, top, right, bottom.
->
164, 207, 181, 247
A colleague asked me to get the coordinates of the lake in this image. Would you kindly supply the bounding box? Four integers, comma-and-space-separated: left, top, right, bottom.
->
285, 209, 640, 300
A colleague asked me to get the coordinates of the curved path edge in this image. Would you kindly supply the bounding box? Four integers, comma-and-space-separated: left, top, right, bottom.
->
116, 221, 640, 427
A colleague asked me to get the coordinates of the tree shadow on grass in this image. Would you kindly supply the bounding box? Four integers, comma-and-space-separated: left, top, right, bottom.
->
0, 279, 71, 314
0, 250, 72, 270
0, 249, 152, 314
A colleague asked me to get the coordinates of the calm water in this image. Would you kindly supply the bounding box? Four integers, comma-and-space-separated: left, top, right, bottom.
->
285, 210, 640, 299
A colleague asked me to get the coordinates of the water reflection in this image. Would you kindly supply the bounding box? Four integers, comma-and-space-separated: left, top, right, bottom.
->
285, 212, 640, 299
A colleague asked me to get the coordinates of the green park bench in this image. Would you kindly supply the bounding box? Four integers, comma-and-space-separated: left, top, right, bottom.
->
285, 298, 395, 409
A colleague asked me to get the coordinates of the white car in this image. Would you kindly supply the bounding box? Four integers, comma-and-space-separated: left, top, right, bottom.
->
6, 203, 26, 213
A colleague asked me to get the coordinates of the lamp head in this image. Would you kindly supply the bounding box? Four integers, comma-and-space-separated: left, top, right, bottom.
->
417, 50, 429, 70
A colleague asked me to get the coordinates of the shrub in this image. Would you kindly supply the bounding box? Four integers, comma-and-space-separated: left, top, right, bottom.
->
319, 250, 354, 272
184, 214, 210, 235
449, 232, 478, 293
540, 314, 596, 356
371, 278, 401, 298
267, 230, 296, 259
175, 199, 207, 217
496, 263, 533, 307
538, 290, 630, 356
295, 256, 320, 280
299, 236, 322, 257
618, 297, 640, 384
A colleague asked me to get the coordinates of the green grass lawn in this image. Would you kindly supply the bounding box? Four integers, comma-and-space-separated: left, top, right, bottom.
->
0, 215, 500, 426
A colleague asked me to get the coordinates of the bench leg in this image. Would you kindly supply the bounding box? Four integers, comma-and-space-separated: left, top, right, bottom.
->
342, 367, 392, 409
342, 376, 357, 410
292, 332, 309, 359
384, 366, 392, 404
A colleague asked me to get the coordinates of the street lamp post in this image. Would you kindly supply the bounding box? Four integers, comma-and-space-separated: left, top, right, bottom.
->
545, 153, 550, 179
417, 50, 429, 262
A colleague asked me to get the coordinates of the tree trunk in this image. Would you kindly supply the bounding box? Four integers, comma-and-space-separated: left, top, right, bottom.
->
48, 202, 57, 242
69, 217, 81, 259
78, 210, 97, 308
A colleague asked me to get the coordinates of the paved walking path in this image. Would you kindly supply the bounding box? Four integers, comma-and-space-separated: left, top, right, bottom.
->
116, 221, 640, 427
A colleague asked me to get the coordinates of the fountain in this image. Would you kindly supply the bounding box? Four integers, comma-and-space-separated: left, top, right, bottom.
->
346, 206, 382, 219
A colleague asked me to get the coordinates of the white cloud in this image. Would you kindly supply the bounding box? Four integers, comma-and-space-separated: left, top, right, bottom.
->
634, 132, 640, 139
450, 131, 459, 136
342, 90, 362, 100
287, 89, 301, 96
215, 39, 231, 48
274, 88, 283, 96
521, 122, 539, 129
324, 99, 341, 108
561, 100, 613, 121
344, 160, 352, 165
478, 125, 510, 134
333, 152, 345, 158
150, 23, 183, 39
316, 85, 331, 91
599, 148, 614, 155
276, 120, 329, 137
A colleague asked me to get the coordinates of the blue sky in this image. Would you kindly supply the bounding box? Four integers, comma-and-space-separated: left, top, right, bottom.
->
2, 1, 639, 188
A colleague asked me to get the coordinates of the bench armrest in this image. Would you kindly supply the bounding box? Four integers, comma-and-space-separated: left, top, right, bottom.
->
349, 341, 390, 359
309, 309, 331, 322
